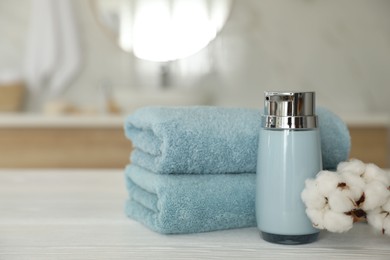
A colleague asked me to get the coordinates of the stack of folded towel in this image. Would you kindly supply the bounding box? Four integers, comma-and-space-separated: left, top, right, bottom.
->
124, 106, 351, 234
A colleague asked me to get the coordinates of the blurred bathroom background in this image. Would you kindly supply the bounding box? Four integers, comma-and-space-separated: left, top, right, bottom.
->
0, 0, 389, 168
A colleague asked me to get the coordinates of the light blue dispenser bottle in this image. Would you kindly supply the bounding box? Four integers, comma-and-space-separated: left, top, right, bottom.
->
256, 91, 322, 245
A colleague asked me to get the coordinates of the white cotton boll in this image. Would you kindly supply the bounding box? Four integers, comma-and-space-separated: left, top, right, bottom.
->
367, 209, 386, 233
327, 190, 356, 213
367, 209, 390, 235
301, 179, 327, 210
364, 163, 389, 186
316, 171, 341, 197
323, 211, 354, 233
341, 171, 365, 201
337, 159, 366, 176
386, 171, 390, 185
306, 209, 325, 229
382, 198, 390, 212
383, 215, 390, 235
362, 181, 390, 211
304, 178, 316, 190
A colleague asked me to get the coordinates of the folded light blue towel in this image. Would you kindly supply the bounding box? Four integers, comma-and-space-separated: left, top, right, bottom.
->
124, 106, 350, 173
125, 164, 256, 234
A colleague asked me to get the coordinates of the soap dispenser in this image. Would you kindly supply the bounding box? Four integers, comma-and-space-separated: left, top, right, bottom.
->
256, 91, 322, 244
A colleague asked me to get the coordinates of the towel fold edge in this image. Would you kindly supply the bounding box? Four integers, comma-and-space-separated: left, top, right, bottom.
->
125, 172, 159, 213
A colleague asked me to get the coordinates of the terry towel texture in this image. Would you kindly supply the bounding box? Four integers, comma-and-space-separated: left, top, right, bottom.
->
124, 106, 351, 234
125, 165, 256, 234
124, 106, 350, 174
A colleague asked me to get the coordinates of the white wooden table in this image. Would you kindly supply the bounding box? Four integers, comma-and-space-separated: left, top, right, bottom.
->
0, 169, 389, 260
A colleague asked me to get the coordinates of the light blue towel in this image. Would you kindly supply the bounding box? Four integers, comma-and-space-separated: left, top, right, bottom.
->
124, 106, 350, 173
125, 164, 256, 234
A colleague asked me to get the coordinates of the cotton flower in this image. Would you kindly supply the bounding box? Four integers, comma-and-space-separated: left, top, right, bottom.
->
323, 210, 354, 233
337, 159, 366, 176
366, 196, 390, 235
327, 189, 356, 213
364, 163, 390, 186
301, 179, 327, 210
315, 170, 342, 197
302, 159, 390, 235
340, 171, 365, 200
382, 198, 390, 212
306, 208, 326, 229
367, 208, 390, 235
361, 181, 390, 211
302, 170, 356, 232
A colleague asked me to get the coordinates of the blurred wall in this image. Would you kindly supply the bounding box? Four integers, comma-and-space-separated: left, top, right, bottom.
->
211, 0, 390, 114
0, 0, 389, 114
0, 1, 29, 74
